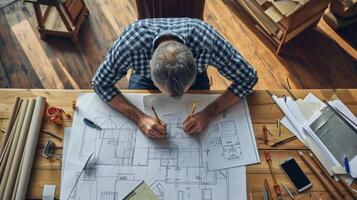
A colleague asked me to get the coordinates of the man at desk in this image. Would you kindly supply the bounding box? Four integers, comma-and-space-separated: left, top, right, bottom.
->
92, 18, 258, 138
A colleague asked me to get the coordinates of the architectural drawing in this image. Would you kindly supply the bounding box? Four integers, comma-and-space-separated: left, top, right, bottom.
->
61, 94, 250, 200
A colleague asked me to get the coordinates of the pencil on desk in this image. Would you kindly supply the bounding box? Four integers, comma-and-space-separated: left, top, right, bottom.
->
270, 135, 297, 147
298, 151, 344, 200
308, 152, 345, 199
190, 101, 196, 118
151, 106, 162, 125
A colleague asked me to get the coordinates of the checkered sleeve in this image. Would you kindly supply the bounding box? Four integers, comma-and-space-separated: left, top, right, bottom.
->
92, 39, 131, 102
209, 32, 258, 98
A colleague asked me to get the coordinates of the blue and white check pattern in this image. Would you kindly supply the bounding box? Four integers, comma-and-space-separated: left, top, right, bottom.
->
92, 18, 258, 101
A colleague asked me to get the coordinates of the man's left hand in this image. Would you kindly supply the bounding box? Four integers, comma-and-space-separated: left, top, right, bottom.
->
183, 110, 214, 135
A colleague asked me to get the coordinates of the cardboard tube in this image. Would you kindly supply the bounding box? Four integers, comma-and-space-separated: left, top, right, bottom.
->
0, 100, 28, 199
15, 96, 46, 200
0, 97, 20, 155
0, 114, 20, 167
3, 99, 35, 200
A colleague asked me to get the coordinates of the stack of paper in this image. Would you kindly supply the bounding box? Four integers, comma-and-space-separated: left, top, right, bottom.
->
272, 93, 357, 179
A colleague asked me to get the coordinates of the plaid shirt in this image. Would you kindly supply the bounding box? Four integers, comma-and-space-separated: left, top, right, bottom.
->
92, 18, 258, 101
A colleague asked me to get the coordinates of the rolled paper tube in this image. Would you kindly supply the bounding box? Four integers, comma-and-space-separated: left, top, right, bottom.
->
0, 97, 20, 155
0, 116, 19, 166
3, 99, 35, 200
15, 97, 46, 200
0, 100, 28, 199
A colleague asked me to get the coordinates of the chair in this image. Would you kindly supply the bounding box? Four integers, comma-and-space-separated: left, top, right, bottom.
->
134, 0, 205, 20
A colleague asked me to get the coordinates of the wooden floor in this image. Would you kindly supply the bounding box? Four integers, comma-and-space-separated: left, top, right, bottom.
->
0, 0, 356, 90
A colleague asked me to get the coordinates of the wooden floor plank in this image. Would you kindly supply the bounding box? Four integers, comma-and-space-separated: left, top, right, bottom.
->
0, 0, 356, 90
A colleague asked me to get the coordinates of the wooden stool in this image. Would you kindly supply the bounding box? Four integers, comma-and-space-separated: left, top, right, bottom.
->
25, 0, 89, 43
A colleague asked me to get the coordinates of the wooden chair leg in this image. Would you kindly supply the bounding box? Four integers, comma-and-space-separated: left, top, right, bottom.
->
55, 4, 73, 32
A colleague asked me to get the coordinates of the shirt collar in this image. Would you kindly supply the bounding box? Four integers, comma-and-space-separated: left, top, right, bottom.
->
151, 30, 186, 55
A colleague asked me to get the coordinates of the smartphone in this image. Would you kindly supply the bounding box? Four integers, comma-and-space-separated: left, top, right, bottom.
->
280, 158, 312, 192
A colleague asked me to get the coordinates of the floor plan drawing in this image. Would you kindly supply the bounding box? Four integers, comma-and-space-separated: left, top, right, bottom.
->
61, 93, 252, 200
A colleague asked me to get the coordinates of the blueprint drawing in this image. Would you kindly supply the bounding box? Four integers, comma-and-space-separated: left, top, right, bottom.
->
60, 93, 254, 200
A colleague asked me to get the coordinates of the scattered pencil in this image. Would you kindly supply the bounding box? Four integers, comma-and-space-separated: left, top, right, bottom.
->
265, 151, 282, 199
42, 129, 63, 141
263, 125, 273, 136
277, 119, 281, 137
298, 151, 344, 200
270, 135, 297, 147
282, 183, 294, 199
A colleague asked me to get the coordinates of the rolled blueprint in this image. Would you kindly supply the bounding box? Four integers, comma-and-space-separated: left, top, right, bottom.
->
0, 97, 20, 154
15, 96, 46, 200
0, 100, 28, 199
2, 99, 35, 200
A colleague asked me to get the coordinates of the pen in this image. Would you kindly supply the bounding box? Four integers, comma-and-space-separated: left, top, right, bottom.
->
151, 106, 163, 125
344, 155, 350, 175
42, 129, 63, 141
270, 135, 297, 147
190, 101, 196, 118
282, 183, 294, 199
83, 118, 102, 130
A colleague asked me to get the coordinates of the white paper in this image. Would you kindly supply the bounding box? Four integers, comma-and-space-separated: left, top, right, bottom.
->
143, 94, 260, 171
61, 128, 71, 179
42, 185, 56, 200
60, 93, 248, 200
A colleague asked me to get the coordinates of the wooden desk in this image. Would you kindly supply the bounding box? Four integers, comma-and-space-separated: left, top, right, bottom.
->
0, 89, 356, 199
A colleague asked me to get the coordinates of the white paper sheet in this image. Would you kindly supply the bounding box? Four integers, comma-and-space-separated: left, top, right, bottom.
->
60, 93, 248, 200
276, 93, 357, 177
143, 94, 260, 170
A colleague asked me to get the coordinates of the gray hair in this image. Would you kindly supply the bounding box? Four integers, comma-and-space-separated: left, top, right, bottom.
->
151, 41, 197, 98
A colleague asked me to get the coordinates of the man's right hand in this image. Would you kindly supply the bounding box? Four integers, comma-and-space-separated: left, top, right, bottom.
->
138, 115, 167, 138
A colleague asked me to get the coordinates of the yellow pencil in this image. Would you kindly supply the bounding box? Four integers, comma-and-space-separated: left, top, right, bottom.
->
190, 101, 196, 118
151, 106, 162, 125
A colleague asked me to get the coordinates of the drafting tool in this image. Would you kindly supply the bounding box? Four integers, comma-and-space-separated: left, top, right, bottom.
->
123, 181, 159, 200
344, 155, 350, 174
277, 119, 281, 137
308, 152, 345, 198
265, 151, 282, 199
66, 153, 94, 200
264, 179, 273, 200
282, 84, 297, 100
42, 129, 63, 141
151, 106, 163, 125
47, 106, 64, 125
190, 101, 196, 118
263, 126, 268, 145
286, 78, 292, 90
298, 151, 343, 200
282, 183, 295, 199
42, 140, 61, 159
83, 118, 102, 130
338, 174, 357, 199
270, 135, 297, 147
322, 100, 357, 134
263, 125, 274, 136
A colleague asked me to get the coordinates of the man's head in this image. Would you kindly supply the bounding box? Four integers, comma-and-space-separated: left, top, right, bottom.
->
150, 40, 197, 99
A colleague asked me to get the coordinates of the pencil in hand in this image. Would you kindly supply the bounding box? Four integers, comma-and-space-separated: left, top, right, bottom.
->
151, 106, 163, 125
190, 101, 196, 118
